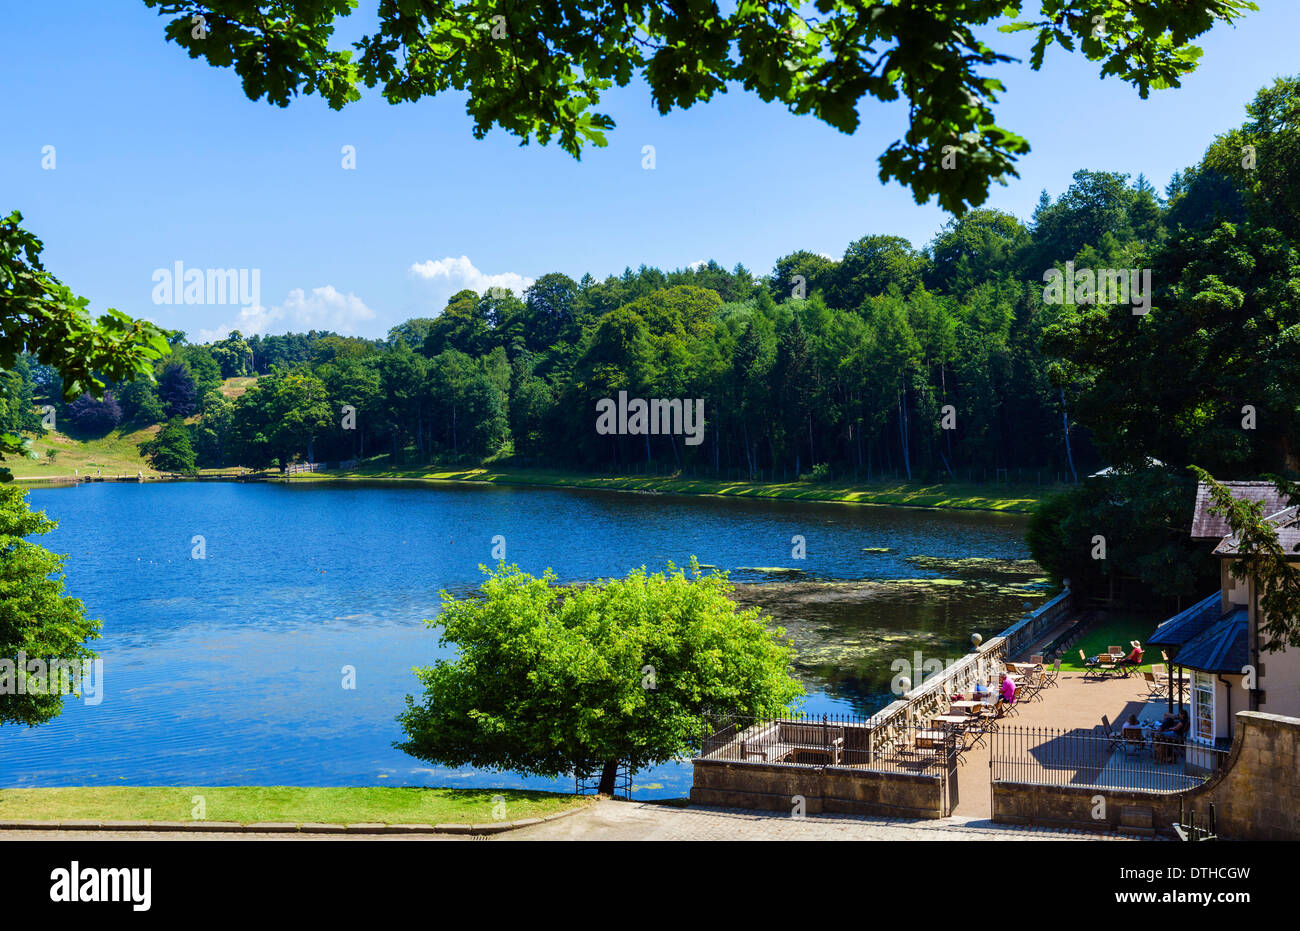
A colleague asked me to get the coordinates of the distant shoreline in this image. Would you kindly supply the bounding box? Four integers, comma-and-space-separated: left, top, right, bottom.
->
17, 466, 1052, 514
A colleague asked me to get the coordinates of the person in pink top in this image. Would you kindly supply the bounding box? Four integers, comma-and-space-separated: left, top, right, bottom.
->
999, 672, 1016, 704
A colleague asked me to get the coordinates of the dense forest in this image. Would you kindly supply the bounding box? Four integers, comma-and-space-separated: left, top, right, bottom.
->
5, 77, 1298, 607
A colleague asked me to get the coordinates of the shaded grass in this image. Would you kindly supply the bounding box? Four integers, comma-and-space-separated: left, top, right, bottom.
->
0, 786, 590, 825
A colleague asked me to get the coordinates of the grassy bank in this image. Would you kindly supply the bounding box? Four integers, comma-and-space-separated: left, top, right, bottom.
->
10, 415, 1057, 512
288, 465, 1055, 513
0, 786, 590, 825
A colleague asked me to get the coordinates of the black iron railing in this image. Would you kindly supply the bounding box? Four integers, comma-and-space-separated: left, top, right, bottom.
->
991, 725, 1229, 793
698, 712, 974, 776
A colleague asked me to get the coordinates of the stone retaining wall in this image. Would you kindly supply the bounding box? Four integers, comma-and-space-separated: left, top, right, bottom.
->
690, 758, 946, 819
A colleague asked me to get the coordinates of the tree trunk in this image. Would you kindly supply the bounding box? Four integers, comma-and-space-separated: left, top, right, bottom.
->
1059, 387, 1077, 483
597, 759, 619, 795
898, 390, 912, 481
742, 420, 754, 478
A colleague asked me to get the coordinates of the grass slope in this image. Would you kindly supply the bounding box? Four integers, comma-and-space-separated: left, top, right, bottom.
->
7, 424, 162, 480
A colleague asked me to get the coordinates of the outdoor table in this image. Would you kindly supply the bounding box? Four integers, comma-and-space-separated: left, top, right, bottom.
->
914, 729, 951, 750
950, 700, 984, 712
932, 715, 971, 727
1120, 724, 1147, 755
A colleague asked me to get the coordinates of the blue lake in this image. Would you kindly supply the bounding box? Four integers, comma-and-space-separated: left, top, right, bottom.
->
2, 481, 1040, 796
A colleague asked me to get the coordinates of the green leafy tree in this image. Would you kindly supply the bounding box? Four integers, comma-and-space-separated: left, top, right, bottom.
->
830, 235, 929, 309
1026, 468, 1208, 601
0, 484, 101, 726
115, 378, 166, 424
1, 212, 169, 478
142, 0, 1255, 214
398, 562, 802, 794
230, 369, 333, 467
145, 417, 198, 473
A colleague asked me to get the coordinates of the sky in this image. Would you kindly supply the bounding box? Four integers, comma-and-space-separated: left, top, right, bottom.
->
2, 1, 1296, 342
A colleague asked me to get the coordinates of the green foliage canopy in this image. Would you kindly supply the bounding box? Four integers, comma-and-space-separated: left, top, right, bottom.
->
398, 562, 803, 788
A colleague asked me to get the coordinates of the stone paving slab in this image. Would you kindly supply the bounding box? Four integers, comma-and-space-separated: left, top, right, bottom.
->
499, 800, 1146, 841
0, 800, 1155, 841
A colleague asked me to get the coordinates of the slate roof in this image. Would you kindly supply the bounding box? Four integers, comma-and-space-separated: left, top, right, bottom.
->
1172, 608, 1250, 674
1214, 505, 1300, 557
1191, 482, 1293, 540
1146, 593, 1222, 648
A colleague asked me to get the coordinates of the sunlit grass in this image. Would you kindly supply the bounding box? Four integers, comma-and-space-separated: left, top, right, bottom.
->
0, 786, 590, 825
301, 465, 1054, 513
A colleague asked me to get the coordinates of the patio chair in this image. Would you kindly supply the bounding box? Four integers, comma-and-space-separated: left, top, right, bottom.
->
1121, 724, 1146, 759
1115, 650, 1143, 679
1002, 690, 1021, 717
1098, 715, 1121, 751
981, 698, 1008, 724
1107, 645, 1123, 658
1152, 664, 1170, 693
1042, 658, 1062, 689
1029, 654, 1045, 666
1080, 649, 1115, 680
1141, 670, 1168, 701
965, 708, 995, 748
1020, 669, 1045, 703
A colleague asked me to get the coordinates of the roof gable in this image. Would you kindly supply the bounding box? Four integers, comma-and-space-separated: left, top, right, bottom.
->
1191, 482, 1293, 541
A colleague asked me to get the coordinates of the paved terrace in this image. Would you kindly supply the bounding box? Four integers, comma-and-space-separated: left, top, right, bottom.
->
951, 668, 1173, 819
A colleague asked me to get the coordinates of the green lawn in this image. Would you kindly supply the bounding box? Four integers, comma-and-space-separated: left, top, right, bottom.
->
1058, 611, 1166, 671
0, 786, 590, 825
291, 465, 1056, 513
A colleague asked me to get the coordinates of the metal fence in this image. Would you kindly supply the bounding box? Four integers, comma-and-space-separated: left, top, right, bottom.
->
991, 725, 1230, 793
698, 712, 966, 776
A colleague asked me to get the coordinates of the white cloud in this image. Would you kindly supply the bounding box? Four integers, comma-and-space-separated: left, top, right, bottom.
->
408, 256, 533, 313
198, 285, 376, 341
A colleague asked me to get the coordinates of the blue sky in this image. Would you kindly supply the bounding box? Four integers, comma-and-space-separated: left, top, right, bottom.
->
2, 2, 1295, 341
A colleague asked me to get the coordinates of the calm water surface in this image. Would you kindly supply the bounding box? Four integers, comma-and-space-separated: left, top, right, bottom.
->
3, 481, 1041, 796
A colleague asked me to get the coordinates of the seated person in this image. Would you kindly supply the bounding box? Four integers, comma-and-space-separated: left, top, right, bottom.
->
999, 672, 1016, 704
1120, 641, 1144, 665
1157, 710, 1189, 738
1154, 710, 1189, 760
1126, 713, 1140, 728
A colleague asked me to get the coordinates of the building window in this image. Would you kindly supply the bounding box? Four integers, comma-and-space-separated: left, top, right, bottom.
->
1192, 672, 1214, 742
